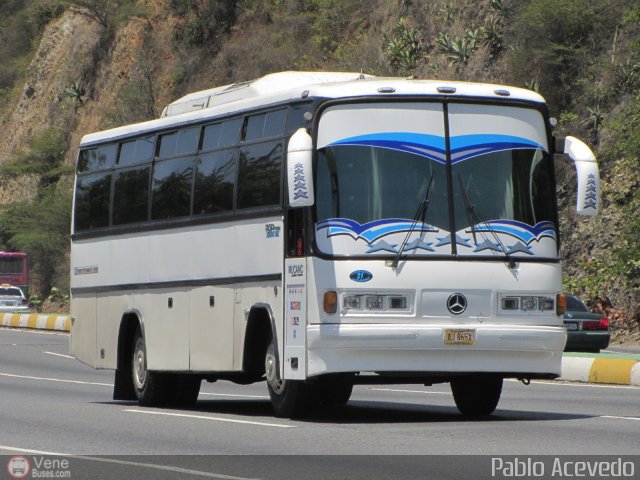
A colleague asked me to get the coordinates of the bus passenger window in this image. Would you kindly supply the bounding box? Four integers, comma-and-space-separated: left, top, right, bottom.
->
237, 141, 282, 209
159, 127, 200, 158
118, 136, 155, 167
75, 173, 112, 230
194, 150, 236, 214
202, 123, 222, 151
151, 157, 194, 220
113, 167, 150, 225
78, 144, 117, 172
219, 118, 243, 148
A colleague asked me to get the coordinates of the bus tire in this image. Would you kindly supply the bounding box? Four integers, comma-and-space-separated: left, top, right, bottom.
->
450, 375, 503, 416
132, 327, 169, 407
265, 339, 311, 418
317, 374, 354, 407
170, 374, 201, 407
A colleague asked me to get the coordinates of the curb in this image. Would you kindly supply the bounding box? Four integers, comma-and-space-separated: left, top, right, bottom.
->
560, 354, 640, 386
0, 312, 70, 332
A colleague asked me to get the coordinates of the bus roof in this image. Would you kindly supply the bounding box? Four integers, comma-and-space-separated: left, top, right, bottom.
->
80, 71, 546, 147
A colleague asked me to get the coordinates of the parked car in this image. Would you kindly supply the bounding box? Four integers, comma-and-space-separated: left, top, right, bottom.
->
563, 294, 610, 353
0, 284, 29, 313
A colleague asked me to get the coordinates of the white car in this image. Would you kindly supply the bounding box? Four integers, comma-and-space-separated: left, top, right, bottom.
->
0, 285, 29, 313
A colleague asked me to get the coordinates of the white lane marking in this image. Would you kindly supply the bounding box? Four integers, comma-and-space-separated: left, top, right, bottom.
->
124, 408, 296, 429
506, 379, 640, 390
0, 445, 66, 455
43, 350, 75, 359
0, 445, 259, 479
199, 392, 270, 399
600, 416, 640, 422
368, 387, 450, 395
0, 372, 112, 387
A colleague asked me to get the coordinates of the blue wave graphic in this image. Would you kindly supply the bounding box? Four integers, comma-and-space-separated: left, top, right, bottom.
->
316, 218, 439, 244
468, 220, 556, 244
328, 133, 546, 163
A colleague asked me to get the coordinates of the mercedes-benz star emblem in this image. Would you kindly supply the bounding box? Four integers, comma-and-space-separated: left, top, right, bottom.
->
447, 293, 467, 315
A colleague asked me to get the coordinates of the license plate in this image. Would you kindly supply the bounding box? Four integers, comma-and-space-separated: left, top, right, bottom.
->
565, 322, 578, 331
445, 329, 476, 345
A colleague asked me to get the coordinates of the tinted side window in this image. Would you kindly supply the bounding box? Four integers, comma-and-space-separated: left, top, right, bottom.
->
263, 109, 287, 138
78, 144, 117, 172
201, 123, 222, 151
159, 127, 200, 158
75, 173, 112, 231
118, 136, 155, 167
237, 141, 282, 209
219, 118, 243, 147
151, 157, 194, 220
245, 109, 286, 141
113, 167, 150, 225
194, 150, 236, 215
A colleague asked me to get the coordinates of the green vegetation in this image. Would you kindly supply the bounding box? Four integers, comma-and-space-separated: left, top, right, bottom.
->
0, 0, 638, 333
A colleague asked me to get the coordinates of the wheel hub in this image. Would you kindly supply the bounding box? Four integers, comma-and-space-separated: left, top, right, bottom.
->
265, 348, 285, 395
133, 338, 147, 390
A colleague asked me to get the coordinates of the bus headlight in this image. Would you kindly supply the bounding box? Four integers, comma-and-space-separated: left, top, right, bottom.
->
343, 295, 361, 310
498, 294, 557, 315
341, 292, 411, 313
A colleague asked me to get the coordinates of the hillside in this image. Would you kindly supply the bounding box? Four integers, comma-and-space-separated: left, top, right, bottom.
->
0, 0, 638, 341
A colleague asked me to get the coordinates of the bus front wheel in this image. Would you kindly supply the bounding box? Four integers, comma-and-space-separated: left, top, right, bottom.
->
450, 375, 503, 417
132, 327, 169, 406
265, 340, 311, 418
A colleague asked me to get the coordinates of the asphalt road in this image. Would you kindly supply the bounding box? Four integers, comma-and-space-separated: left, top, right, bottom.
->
0, 328, 638, 479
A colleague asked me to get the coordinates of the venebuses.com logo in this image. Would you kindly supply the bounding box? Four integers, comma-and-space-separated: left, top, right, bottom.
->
7, 456, 30, 479
6, 456, 71, 479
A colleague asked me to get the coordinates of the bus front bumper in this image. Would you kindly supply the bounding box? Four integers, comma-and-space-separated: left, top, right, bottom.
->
306, 323, 566, 378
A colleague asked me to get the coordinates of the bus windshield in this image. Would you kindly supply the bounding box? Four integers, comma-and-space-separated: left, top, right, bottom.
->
314, 102, 557, 259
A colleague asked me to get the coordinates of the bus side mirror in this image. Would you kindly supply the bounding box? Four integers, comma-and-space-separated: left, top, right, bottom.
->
287, 128, 314, 207
557, 136, 599, 216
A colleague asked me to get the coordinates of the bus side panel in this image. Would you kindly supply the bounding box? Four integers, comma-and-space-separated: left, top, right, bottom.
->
134, 288, 190, 371
190, 286, 235, 371
233, 283, 283, 371
96, 291, 134, 369
69, 293, 98, 367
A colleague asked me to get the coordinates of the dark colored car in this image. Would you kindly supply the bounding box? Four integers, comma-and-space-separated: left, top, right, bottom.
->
563, 294, 610, 353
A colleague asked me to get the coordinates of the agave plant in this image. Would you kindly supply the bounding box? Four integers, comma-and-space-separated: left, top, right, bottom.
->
490, 0, 509, 19
64, 82, 86, 108
386, 18, 422, 75
439, 3, 456, 25
525, 80, 539, 92
480, 16, 503, 54
446, 37, 477, 65
583, 105, 604, 133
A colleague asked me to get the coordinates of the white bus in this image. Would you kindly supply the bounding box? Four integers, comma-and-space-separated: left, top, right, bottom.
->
70, 71, 599, 417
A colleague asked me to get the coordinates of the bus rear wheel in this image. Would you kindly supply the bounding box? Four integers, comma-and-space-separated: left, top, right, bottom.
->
132, 327, 169, 407
450, 375, 503, 417
316, 374, 354, 407
265, 339, 312, 418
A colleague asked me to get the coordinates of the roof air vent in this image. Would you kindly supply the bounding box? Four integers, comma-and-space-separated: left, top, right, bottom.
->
437, 86, 456, 94
377, 87, 396, 93
494, 89, 511, 96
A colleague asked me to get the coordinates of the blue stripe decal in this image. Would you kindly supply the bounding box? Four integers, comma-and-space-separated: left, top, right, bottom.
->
469, 220, 556, 244
316, 218, 439, 244
327, 133, 546, 163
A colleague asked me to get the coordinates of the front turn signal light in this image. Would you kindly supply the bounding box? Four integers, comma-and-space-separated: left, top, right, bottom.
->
323, 291, 337, 314
556, 294, 567, 315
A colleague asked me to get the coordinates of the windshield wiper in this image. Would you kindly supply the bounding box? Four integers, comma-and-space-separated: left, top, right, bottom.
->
392, 170, 436, 269
457, 174, 517, 269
